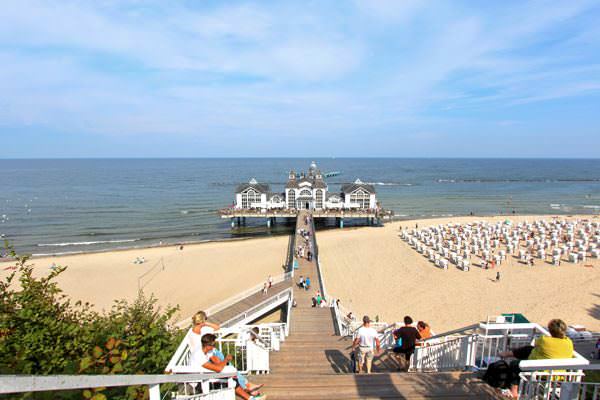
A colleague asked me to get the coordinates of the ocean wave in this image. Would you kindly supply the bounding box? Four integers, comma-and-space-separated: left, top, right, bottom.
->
32, 251, 85, 257
438, 178, 600, 183
365, 182, 413, 186
37, 239, 141, 247
583, 205, 600, 209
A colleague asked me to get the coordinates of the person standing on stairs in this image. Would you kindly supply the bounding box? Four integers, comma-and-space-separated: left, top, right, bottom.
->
393, 316, 421, 372
352, 315, 381, 374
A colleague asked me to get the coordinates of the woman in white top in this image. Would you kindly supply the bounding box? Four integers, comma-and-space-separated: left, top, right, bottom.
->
189, 311, 220, 368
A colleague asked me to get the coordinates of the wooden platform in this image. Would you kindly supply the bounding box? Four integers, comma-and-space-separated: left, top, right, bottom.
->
252, 210, 500, 399
219, 209, 390, 219
207, 280, 292, 326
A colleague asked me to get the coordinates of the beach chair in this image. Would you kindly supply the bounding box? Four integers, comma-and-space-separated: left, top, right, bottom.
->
552, 255, 560, 266
569, 253, 579, 263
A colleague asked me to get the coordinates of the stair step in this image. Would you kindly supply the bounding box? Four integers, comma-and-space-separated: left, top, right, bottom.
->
251, 372, 500, 399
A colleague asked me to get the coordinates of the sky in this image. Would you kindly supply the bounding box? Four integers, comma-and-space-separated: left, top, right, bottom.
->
1, 0, 599, 158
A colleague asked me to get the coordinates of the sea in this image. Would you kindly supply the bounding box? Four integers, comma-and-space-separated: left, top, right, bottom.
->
1, 158, 599, 256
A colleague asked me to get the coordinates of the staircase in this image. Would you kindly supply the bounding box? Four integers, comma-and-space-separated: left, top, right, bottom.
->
253, 211, 501, 399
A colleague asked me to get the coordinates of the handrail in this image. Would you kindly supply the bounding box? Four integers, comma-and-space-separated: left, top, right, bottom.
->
420, 323, 480, 342
218, 287, 293, 327
0, 373, 236, 394
174, 271, 293, 329
205, 272, 292, 317
519, 358, 592, 371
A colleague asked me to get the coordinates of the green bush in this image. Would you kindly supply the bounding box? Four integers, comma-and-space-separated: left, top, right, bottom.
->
0, 243, 185, 399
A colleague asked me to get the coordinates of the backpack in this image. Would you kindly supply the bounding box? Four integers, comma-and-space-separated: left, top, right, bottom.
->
482, 360, 513, 389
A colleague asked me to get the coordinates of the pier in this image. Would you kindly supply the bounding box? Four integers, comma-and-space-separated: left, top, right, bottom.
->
220, 208, 392, 228
250, 210, 500, 399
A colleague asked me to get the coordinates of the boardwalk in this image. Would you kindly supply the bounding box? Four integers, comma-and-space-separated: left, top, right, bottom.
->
207, 280, 292, 326
254, 210, 500, 399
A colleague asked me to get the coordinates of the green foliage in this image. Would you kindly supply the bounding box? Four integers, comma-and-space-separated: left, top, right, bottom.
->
0, 242, 185, 399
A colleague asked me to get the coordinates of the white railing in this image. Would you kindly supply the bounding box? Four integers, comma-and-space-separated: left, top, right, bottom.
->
166, 321, 290, 375
219, 287, 293, 328
175, 271, 294, 329
411, 335, 474, 371
0, 373, 237, 400
518, 364, 600, 400
410, 322, 590, 373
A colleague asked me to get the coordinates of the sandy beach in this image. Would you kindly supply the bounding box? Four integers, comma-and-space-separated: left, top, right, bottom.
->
2, 214, 599, 333
318, 214, 600, 333
0, 237, 289, 322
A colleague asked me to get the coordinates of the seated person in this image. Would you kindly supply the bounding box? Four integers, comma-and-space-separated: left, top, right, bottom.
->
500, 319, 574, 398
189, 311, 220, 357
195, 334, 265, 400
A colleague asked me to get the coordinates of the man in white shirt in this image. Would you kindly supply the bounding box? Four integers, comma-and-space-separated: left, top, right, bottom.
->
352, 315, 381, 373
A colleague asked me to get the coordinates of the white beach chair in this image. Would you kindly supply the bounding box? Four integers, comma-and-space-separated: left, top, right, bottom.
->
552, 255, 560, 266
569, 253, 578, 263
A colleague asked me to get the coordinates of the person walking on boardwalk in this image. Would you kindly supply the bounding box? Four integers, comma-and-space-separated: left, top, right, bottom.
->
267, 275, 273, 289
393, 316, 421, 372
352, 315, 380, 374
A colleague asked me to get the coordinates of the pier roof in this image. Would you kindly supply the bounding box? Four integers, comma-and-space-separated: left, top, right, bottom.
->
341, 179, 375, 194
235, 179, 270, 193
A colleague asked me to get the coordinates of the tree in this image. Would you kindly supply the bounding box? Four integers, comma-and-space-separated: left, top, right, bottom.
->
0, 242, 185, 399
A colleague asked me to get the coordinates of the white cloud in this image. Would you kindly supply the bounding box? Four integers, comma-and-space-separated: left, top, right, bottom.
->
0, 0, 599, 153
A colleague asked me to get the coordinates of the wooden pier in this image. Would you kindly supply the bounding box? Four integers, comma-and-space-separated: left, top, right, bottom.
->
252, 210, 501, 399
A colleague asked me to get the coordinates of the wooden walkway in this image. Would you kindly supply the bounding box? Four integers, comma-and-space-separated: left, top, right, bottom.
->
254, 210, 500, 399
207, 280, 292, 326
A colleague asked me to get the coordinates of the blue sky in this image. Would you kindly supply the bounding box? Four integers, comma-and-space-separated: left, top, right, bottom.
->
1, 0, 599, 158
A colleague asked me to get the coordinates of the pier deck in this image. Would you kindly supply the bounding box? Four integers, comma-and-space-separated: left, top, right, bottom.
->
219, 208, 392, 219
253, 210, 501, 399
207, 280, 292, 327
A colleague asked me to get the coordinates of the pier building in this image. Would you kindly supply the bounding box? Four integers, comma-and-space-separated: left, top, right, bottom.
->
234, 161, 376, 211
223, 161, 391, 227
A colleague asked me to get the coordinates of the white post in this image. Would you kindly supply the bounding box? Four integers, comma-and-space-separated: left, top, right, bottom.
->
148, 384, 160, 400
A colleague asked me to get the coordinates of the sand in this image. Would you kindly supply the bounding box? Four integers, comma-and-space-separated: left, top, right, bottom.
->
2, 214, 599, 333
318, 214, 600, 333
0, 237, 289, 322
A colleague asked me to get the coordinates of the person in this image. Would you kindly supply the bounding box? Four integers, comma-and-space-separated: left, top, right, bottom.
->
352, 316, 381, 374
262, 282, 268, 295
196, 334, 266, 400
416, 321, 432, 346
499, 319, 574, 398
189, 311, 220, 349
393, 316, 421, 372
496, 271, 501, 282
305, 277, 311, 291
298, 275, 305, 289
267, 275, 273, 289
